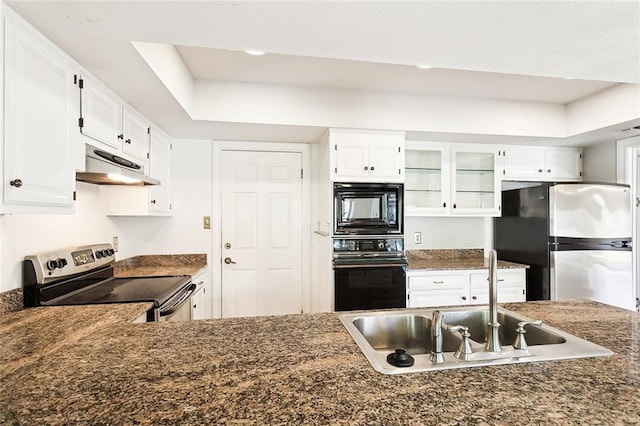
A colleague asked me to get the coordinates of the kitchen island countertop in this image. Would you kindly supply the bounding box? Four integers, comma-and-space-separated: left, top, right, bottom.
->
1, 300, 638, 424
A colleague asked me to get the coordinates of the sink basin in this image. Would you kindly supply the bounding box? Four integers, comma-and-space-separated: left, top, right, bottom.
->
352, 313, 460, 354
340, 306, 612, 374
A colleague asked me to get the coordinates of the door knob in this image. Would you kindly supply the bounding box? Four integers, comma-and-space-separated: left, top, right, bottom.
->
224, 257, 236, 264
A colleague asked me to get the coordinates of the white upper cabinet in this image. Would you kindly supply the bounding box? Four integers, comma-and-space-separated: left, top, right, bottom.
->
405, 142, 500, 216
148, 127, 172, 215
329, 129, 405, 182
405, 144, 450, 215
79, 74, 150, 165
3, 11, 75, 213
451, 147, 500, 215
502, 146, 582, 181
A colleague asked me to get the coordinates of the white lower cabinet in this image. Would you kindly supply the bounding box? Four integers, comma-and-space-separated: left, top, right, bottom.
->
191, 274, 206, 320
407, 269, 526, 308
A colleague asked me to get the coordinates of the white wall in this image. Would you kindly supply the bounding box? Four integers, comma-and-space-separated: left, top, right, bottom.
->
583, 141, 617, 182
404, 216, 489, 251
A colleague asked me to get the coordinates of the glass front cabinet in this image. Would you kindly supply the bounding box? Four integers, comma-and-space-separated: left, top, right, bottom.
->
405, 142, 501, 216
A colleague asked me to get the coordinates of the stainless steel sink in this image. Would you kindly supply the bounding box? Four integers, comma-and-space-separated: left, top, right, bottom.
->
340, 306, 613, 374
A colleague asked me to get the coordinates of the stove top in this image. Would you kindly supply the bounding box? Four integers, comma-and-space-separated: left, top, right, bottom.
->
23, 243, 192, 309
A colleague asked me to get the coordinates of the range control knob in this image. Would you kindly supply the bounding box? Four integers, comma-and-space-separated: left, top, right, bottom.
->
96, 251, 103, 259
46, 259, 58, 271
377, 240, 386, 250
107, 249, 115, 256
56, 258, 67, 268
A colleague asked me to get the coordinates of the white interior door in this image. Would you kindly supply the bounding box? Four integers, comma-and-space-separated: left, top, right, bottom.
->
221, 150, 303, 317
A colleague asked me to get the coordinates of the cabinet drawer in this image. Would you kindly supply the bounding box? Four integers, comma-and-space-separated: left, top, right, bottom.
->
469, 270, 525, 288
409, 274, 468, 290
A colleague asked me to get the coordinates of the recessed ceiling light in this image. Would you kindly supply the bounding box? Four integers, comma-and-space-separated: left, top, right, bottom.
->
244, 50, 266, 56
417, 64, 433, 69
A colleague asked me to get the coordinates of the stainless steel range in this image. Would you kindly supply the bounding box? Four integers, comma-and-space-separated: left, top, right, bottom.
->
23, 243, 197, 321
333, 237, 407, 311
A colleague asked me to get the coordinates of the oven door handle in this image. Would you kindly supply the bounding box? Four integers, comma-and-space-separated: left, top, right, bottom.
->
160, 282, 197, 316
332, 262, 408, 269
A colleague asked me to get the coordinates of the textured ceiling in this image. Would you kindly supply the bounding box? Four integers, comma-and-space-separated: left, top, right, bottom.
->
5, 0, 640, 144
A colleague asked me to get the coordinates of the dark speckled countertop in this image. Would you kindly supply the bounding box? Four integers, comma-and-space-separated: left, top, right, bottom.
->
408, 249, 529, 271
1, 300, 638, 424
113, 253, 207, 278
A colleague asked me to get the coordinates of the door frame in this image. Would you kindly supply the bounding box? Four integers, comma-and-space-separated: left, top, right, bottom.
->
618, 135, 640, 311
212, 141, 311, 318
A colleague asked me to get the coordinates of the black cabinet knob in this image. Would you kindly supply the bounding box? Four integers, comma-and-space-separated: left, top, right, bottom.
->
10, 179, 23, 188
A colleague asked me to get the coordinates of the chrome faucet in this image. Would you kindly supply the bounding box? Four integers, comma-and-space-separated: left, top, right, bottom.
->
430, 310, 445, 363
485, 249, 502, 353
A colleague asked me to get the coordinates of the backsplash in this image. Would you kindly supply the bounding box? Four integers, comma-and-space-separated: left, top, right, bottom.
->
0, 288, 23, 314
407, 248, 484, 260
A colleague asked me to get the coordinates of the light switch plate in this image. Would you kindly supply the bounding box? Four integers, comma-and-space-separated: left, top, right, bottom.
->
203, 216, 211, 230
414, 232, 422, 244
113, 236, 119, 252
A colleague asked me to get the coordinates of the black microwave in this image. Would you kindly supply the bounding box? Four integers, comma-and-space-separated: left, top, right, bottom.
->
333, 183, 403, 235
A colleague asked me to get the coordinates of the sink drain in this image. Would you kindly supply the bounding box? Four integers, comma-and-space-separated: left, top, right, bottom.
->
386, 348, 415, 367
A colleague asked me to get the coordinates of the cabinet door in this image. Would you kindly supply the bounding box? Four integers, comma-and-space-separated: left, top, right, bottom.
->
469, 269, 527, 304
408, 289, 470, 308
79, 75, 122, 150
503, 146, 545, 179
544, 148, 582, 180
405, 146, 450, 215
451, 148, 500, 215
148, 128, 172, 215
4, 17, 75, 209
333, 140, 368, 178
122, 105, 150, 162
192, 283, 206, 320
368, 141, 404, 180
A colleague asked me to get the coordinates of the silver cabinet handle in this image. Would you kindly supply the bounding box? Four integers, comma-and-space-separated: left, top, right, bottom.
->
10, 179, 23, 188
224, 257, 236, 264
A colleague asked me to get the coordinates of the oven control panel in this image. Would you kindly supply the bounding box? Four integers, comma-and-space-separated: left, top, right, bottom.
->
333, 237, 404, 254
24, 243, 115, 285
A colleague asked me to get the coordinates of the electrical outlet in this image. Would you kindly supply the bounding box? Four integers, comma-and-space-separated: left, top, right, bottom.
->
414, 232, 422, 244
203, 216, 211, 230
113, 236, 119, 252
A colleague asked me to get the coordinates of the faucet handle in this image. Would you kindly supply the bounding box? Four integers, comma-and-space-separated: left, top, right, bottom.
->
513, 320, 543, 350
447, 325, 473, 361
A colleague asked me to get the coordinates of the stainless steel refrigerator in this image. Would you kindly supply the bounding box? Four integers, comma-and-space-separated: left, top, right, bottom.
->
494, 182, 634, 310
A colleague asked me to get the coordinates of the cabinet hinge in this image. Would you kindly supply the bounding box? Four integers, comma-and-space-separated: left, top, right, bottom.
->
78, 117, 84, 128
335, 167, 338, 173
579, 171, 582, 177
398, 147, 401, 153
301, 168, 304, 179
147, 152, 150, 159
170, 144, 173, 149
580, 153, 583, 159
398, 168, 401, 175
147, 127, 151, 135
169, 204, 172, 210
73, 191, 76, 201
73, 74, 78, 85
334, 144, 337, 151
78, 78, 84, 89
502, 170, 505, 175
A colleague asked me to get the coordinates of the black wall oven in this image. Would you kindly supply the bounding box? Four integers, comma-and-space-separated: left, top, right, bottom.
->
333, 237, 407, 311
334, 183, 403, 235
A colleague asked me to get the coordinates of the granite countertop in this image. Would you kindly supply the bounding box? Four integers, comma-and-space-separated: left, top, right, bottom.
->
408, 249, 529, 271
113, 254, 207, 278
1, 300, 638, 424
